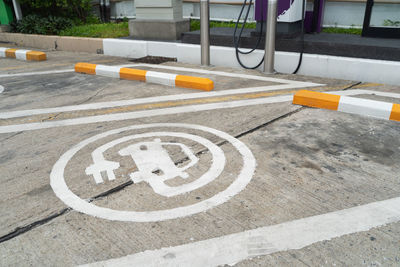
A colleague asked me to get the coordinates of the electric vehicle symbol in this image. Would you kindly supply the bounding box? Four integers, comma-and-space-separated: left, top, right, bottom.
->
85, 138, 200, 196
119, 138, 199, 196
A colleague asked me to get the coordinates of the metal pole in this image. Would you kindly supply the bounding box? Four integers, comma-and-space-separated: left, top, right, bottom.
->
12, 0, 23, 21
200, 0, 210, 66
264, 0, 277, 74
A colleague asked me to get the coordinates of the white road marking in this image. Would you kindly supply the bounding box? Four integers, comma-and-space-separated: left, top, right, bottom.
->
51, 123, 255, 222
0, 69, 75, 78
0, 95, 293, 134
82, 196, 400, 267
0, 84, 312, 119
0, 85, 4, 94
1, 90, 399, 134
85, 132, 225, 197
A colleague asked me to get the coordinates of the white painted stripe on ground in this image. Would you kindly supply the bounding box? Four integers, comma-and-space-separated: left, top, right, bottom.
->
0, 69, 75, 78
95, 65, 121, 78
145, 71, 177, 87
0, 47, 6, 57
15, 50, 29, 60
338, 96, 393, 120
1, 90, 400, 134
0, 95, 293, 134
82, 196, 400, 267
0, 84, 308, 119
0, 85, 4, 94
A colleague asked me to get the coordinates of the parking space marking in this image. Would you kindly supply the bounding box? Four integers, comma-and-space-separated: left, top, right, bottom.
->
51, 123, 255, 222
1, 89, 400, 134
0, 84, 312, 119
0, 95, 293, 133
0, 69, 75, 78
83, 196, 400, 267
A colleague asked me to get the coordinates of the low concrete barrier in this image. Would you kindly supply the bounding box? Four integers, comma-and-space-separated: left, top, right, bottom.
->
293, 90, 400, 122
75, 63, 214, 91
0, 47, 46, 61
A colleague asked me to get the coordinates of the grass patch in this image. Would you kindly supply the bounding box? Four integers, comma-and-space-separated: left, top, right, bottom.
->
322, 27, 362, 35
59, 22, 129, 38
190, 19, 256, 31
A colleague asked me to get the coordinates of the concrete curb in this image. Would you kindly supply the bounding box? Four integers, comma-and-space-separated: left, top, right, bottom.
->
0, 33, 103, 54
293, 90, 400, 122
75, 63, 214, 91
0, 47, 46, 61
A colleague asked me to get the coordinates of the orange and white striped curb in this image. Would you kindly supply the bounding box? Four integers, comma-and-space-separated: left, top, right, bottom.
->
293, 90, 400, 122
0, 47, 46, 61
75, 63, 214, 91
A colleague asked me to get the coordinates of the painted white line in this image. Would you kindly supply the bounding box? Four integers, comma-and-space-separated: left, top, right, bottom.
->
0, 84, 310, 119
82, 196, 400, 267
0, 95, 293, 134
51, 123, 255, 222
0, 85, 4, 94
1, 90, 400, 134
0, 69, 75, 78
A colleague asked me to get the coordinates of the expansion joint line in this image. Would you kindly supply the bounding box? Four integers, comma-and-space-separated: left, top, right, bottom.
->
0, 107, 304, 243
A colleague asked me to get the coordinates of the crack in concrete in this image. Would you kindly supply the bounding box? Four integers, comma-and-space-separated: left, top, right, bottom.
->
0, 131, 22, 142
343, 81, 362, 91
0, 208, 71, 243
0, 106, 306, 244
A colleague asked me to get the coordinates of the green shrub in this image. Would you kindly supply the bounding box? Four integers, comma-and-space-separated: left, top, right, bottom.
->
10, 14, 74, 35
59, 22, 129, 38
18, 0, 92, 21
384, 19, 400, 27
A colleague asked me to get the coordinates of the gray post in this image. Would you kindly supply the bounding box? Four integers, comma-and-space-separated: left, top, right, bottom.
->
200, 0, 210, 66
264, 0, 278, 74
12, 0, 23, 21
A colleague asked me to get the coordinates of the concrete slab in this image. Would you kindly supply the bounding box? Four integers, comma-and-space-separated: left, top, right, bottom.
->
0, 49, 399, 266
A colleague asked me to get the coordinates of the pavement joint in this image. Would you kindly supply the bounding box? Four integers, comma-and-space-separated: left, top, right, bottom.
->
0, 208, 71, 244
0, 109, 302, 243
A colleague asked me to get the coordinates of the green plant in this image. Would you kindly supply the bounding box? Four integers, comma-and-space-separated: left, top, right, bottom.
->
322, 27, 362, 35
10, 14, 74, 35
383, 19, 400, 27
18, 0, 92, 21
59, 22, 129, 38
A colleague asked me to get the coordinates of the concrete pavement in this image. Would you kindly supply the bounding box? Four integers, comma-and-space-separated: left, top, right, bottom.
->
0, 48, 399, 266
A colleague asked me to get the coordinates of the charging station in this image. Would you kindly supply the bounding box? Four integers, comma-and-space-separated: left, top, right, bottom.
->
254, 0, 325, 36
255, 0, 305, 35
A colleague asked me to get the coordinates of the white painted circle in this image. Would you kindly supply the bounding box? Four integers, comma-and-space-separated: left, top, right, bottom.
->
50, 123, 256, 222
0, 85, 4, 94
90, 132, 226, 197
